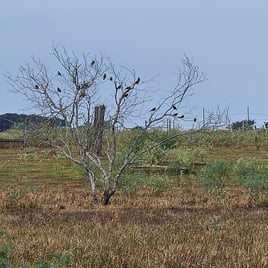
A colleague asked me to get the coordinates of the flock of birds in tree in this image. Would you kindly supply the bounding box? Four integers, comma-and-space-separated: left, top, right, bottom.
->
102, 71, 141, 99
33, 63, 197, 122
149, 106, 196, 122
149, 106, 184, 119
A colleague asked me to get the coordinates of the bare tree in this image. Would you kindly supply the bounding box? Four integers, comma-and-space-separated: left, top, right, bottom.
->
202, 105, 231, 130
6, 46, 206, 205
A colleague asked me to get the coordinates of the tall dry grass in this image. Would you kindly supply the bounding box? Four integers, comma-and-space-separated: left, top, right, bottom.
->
0, 179, 267, 267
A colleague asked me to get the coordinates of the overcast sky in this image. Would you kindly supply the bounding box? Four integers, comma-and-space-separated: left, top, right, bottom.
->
1, 0, 268, 128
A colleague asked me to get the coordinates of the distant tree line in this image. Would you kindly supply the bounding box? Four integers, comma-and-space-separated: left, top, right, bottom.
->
231, 119, 255, 130
0, 113, 65, 132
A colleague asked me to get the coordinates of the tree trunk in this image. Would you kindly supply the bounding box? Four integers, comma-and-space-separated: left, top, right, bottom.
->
88, 171, 98, 204
102, 189, 116, 206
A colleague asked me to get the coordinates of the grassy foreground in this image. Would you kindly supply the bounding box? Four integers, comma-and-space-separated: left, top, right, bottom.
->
0, 131, 267, 267
0, 178, 267, 267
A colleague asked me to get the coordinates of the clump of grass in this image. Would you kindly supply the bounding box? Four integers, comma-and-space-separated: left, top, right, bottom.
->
5, 190, 21, 209
26, 252, 74, 268
234, 158, 268, 206
119, 171, 171, 196
207, 215, 222, 231
166, 148, 194, 174
0, 228, 73, 268
201, 160, 233, 202
119, 171, 147, 196
165, 147, 208, 175
146, 175, 171, 196
0, 229, 14, 267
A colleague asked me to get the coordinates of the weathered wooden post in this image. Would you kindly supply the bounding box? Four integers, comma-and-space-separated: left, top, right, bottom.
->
93, 105, 106, 155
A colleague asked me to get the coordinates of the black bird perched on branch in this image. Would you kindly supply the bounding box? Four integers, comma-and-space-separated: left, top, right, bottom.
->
103, 73, 106, 80
109, 77, 113, 81
172, 104, 177, 110
178, 115, 184, 119
57, 87, 61, 93
150, 107, 156, 112
135, 77, 140, 85
193, 117, 197, 122
91, 60, 95, 66
34, 85, 39, 89
116, 84, 122, 90
57, 71, 62, 76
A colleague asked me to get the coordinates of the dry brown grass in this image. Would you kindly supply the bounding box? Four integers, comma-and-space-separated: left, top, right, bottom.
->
0, 180, 267, 267
0, 145, 267, 267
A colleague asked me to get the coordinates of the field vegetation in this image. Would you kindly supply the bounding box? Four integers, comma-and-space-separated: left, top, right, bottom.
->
0, 128, 267, 267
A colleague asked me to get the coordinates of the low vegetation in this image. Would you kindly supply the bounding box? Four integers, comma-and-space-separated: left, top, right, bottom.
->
0, 129, 267, 267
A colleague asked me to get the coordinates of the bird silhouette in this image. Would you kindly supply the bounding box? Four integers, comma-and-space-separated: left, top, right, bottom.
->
150, 107, 156, 112
178, 115, 184, 119
57, 71, 62, 76
91, 60, 95, 66
173, 113, 178, 116
103, 73, 106, 80
109, 77, 113, 81
193, 117, 197, 122
34, 85, 39, 89
116, 84, 122, 90
57, 87, 61, 93
135, 77, 140, 84
172, 104, 177, 110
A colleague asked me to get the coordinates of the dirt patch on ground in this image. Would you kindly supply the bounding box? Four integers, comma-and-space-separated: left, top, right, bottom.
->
1, 205, 267, 229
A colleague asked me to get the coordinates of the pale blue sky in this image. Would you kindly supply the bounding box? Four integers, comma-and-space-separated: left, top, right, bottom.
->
1, 0, 268, 127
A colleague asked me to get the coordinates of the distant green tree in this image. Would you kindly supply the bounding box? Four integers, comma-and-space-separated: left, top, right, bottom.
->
0, 113, 64, 132
232, 119, 255, 130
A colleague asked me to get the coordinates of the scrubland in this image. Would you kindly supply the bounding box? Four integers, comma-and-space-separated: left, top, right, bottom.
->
0, 129, 267, 267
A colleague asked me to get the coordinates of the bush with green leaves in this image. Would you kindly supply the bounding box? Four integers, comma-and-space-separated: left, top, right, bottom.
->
166, 148, 206, 173
165, 149, 193, 173
119, 171, 147, 196
119, 171, 171, 196
201, 160, 233, 201
234, 158, 268, 204
142, 141, 166, 166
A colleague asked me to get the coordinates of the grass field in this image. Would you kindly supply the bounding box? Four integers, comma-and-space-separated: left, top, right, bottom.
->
0, 130, 267, 267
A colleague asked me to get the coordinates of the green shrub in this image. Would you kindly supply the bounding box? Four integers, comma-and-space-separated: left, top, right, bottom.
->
234, 159, 268, 205
119, 171, 147, 196
166, 148, 194, 174
120, 172, 171, 196
201, 160, 233, 201
146, 175, 171, 195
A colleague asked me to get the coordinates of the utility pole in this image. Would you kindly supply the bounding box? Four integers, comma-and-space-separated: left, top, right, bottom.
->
247, 106, 250, 123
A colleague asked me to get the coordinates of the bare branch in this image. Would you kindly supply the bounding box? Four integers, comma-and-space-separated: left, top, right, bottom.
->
145, 54, 206, 129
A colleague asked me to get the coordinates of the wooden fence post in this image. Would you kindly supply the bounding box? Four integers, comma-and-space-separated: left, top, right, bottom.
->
93, 105, 106, 155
